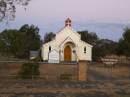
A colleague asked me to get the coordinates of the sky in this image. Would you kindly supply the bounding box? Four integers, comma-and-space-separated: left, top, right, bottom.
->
0, 0, 130, 41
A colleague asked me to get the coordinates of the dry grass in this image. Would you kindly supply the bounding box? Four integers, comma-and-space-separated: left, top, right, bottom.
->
112, 66, 129, 78
89, 64, 130, 79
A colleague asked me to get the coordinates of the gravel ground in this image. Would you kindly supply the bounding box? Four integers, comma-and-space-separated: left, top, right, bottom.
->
0, 80, 130, 97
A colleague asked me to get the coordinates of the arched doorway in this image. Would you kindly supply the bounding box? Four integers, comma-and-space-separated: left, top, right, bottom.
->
64, 45, 71, 61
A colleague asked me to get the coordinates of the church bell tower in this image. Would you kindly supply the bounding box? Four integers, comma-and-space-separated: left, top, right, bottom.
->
65, 18, 72, 27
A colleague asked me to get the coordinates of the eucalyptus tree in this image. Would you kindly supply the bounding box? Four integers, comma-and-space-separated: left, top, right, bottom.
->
0, 0, 31, 22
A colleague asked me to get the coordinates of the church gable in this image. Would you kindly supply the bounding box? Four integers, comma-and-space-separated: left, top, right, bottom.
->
42, 18, 92, 62
56, 27, 80, 39
55, 18, 80, 43
59, 36, 75, 47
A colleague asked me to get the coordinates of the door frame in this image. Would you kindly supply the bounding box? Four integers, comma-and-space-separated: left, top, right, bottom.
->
64, 45, 72, 61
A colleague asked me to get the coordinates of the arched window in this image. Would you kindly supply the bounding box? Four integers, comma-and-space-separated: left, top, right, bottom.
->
84, 47, 86, 53
49, 46, 51, 51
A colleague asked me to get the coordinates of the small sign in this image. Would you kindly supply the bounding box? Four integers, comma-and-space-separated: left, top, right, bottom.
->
48, 50, 59, 63
30, 51, 39, 60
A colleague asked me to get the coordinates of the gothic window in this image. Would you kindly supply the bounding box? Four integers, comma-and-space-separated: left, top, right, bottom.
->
49, 46, 51, 51
84, 47, 86, 53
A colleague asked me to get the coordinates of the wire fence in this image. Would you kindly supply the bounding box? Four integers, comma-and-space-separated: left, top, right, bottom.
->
88, 62, 130, 81
0, 61, 130, 81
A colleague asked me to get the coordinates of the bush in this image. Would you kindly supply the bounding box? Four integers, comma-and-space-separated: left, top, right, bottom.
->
18, 62, 40, 79
60, 74, 73, 80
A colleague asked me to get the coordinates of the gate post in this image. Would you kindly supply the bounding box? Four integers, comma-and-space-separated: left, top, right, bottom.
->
78, 60, 88, 81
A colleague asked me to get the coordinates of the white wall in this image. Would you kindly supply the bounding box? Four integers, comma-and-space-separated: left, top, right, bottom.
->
42, 27, 92, 61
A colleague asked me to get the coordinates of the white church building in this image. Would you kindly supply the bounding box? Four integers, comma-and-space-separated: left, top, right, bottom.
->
41, 18, 92, 63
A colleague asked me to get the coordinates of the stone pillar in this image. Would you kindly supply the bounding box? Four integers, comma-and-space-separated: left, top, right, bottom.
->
78, 61, 88, 81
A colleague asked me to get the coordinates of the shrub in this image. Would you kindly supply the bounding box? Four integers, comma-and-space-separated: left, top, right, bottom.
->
18, 62, 40, 79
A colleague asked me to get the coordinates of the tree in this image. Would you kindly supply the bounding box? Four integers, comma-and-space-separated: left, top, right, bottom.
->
0, 29, 18, 54
93, 39, 117, 61
16, 24, 41, 58
0, 0, 31, 22
123, 28, 130, 42
116, 28, 130, 56
0, 24, 41, 58
43, 32, 55, 44
78, 31, 98, 45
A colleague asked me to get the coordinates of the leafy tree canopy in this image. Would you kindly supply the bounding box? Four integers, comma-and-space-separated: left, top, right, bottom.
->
78, 31, 98, 45
0, 24, 41, 58
43, 32, 56, 44
93, 39, 117, 61
116, 28, 130, 56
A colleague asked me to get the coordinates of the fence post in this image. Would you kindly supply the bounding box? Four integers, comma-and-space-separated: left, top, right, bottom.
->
128, 58, 130, 79
78, 60, 88, 81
